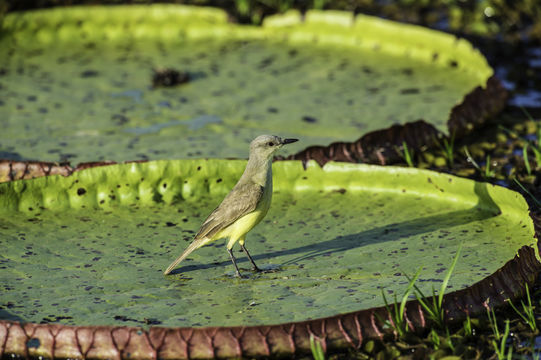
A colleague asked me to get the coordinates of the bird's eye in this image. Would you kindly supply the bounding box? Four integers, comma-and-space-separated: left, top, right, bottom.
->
267, 142, 275, 147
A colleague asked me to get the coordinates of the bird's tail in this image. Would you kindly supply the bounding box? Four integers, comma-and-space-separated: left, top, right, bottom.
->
163, 238, 206, 275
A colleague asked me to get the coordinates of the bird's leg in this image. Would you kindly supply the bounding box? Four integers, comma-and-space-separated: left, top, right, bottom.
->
227, 248, 243, 278
240, 244, 261, 272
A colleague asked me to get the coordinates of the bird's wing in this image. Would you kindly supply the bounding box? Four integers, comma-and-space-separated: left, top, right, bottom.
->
194, 182, 264, 240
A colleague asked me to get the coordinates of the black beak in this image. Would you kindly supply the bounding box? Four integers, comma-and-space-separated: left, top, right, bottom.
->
282, 138, 299, 145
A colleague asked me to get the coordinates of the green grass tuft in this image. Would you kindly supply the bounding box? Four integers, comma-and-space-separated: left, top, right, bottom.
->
507, 283, 537, 332
380, 267, 422, 337
406, 242, 463, 329
310, 334, 326, 360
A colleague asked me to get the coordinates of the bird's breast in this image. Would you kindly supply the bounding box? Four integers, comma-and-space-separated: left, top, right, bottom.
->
258, 180, 272, 213
236, 184, 272, 233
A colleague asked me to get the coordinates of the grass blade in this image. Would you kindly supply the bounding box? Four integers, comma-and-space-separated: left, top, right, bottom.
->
310, 334, 325, 360
400, 266, 422, 316
513, 178, 541, 208
524, 144, 532, 176
400, 141, 414, 167
438, 242, 462, 309
507, 284, 537, 331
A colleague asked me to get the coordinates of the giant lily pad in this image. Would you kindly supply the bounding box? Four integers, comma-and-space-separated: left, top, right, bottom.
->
0, 160, 539, 358
0, 5, 503, 164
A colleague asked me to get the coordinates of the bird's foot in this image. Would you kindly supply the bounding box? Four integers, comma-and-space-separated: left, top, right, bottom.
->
252, 266, 262, 272
235, 271, 248, 279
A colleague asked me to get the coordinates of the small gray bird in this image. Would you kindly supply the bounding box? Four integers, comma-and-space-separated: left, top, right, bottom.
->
163, 135, 298, 277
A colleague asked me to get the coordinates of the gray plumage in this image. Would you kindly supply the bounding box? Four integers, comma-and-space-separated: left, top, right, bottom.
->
163, 135, 298, 276
194, 182, 264, 241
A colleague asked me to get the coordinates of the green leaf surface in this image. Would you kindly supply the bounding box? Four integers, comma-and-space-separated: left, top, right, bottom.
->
0, 160, 536, 327
0, 5, 492, 163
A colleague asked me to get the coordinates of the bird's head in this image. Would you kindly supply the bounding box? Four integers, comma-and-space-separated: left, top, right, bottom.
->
250, 135, 298, 160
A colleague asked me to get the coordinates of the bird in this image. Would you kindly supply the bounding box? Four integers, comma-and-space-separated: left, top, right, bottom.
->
163, 135, 298, 277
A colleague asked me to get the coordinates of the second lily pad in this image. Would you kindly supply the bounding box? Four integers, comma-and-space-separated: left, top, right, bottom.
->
0, 5, 494, 163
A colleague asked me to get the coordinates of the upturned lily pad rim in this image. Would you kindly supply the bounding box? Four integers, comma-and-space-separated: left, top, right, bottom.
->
0, 159, 539, 359
2, 4, 492, 80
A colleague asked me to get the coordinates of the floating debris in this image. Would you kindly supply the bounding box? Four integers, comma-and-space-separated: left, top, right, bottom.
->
152, 68, 191, 88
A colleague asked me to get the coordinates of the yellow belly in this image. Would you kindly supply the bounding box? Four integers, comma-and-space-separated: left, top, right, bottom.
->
222, 211, 264, 243
218, 189, 272, 249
